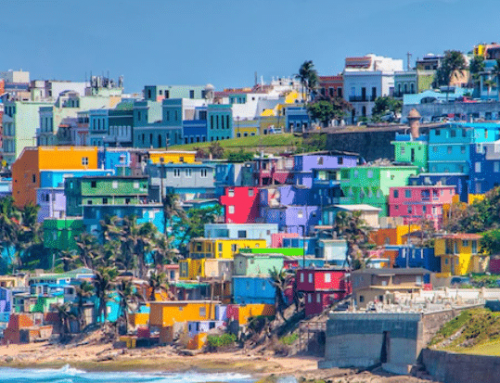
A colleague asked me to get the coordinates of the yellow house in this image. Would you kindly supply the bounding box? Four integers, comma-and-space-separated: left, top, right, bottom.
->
148, 150, 196, 164
149, 300, 219, 328
179, 258, 233, 281
234, 119, 259, 138
435, 234, 489, 277
189, 238, 267, 260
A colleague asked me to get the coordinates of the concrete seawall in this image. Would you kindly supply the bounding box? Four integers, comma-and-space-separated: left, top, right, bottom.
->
422, 348, 500, 383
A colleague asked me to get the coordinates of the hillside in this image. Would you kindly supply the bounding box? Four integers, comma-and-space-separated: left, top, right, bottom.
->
431, 308, 500, 355
170, 133, 303, 154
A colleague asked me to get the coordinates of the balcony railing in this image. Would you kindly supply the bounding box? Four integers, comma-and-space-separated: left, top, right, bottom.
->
349, 96, 377, 102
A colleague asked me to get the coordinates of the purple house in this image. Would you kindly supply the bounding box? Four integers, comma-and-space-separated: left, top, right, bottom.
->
37, 188, 67, 222
292, 151, 360, 187
260, 205, 321, 236
0, 287, 13, 325
259, 185, 312, 207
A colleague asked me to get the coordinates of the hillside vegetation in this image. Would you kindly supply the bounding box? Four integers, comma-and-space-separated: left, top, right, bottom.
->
431, 308, 500, 355
170, 133, 303, 153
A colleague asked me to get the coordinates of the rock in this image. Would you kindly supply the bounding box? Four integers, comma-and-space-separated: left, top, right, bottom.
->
4, 356, 13, 363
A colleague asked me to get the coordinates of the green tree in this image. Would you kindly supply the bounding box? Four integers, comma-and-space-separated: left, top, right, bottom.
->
94, 266, 118, 324
484, 78, 496, 100
226, 149, 254, 163
76, 233, 102, 269
492, 59, 500, 101
162, 191, 187, 240
0, 197, 21, 266
58, 249, 79, 272
334, 211, 371, 269
371, 96, 402, 122
433, 50, 467, 101
75, 281, 94, 331
269, 267, 291, 321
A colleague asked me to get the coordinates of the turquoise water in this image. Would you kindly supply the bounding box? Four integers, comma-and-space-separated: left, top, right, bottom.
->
0, 365, 258, 383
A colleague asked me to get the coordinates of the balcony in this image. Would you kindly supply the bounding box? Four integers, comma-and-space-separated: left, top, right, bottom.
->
313, 179, 341, 188
349, 96, 376, 102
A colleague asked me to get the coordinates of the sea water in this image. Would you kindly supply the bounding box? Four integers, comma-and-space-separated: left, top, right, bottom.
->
0, 364, 262, 383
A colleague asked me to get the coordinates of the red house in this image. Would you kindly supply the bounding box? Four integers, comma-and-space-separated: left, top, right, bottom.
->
252, 155, 294, 186
219, 186, 259, 223
296, 268, 351, 316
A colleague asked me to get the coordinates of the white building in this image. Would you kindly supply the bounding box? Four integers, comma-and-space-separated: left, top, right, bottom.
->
343, 54, 403, 123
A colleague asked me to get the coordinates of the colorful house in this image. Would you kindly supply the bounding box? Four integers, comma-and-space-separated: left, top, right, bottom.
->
340, 166, 418, 216
434, 233, 489, 277
322, 204, 381, 229
260, 205, 321, 236
394, 246, 440, 272
233, 253, 284, 277
188, 238, 267, 259
388, 185, 455, 229
149, 300, 219, 328
427, 123, 500, 174
219, 187, 260, 223
207, 104, 233, 142
204, 223, 278, 246
296, 268, 351, 316
469, 140, 500, 194
179, 258, 233, 283
391, 132, 428, 171
43, 218, 84, 252
12, 146, 99, 207
252, 154, 294, 186
232, 276, 275, 305
370, 225, 421, 266
408, 173, 469, 203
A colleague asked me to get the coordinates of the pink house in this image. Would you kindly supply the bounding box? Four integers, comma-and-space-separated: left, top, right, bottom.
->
388, 185, 455, 229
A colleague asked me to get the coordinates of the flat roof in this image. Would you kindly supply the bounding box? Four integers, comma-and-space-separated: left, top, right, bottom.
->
333, 204, 382, 212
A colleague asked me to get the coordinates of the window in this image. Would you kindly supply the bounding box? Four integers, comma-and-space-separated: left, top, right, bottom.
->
463, 240, 469, 247
472, 241, 478, 254
32, 174, 36, 183
447, 146, 452, 154
199, 307, 206, 317
433, 146, 438, 153
228, 189, 235, 197
91, 181, 97, 188
237, 230, 246, 238
190, 90, 195, 99
445, 258, 449, 265
324, 273, 331, 283
248, 189, 254, 197
173, 169, 180, 178
298, 210, 304, 218
461, 146, 466, 154
367, 170, 373, 179
475, 162, 481, 173
408, 206, 412, 214
300, 273, 304, 283
405, 190, 412, 198
338, 157, 343, 165
231, 244, 237, 252
133, 182, 139, 189
359, 295, 365, 303
229, 205, 235, 214
400, 146, 406, 155
495, 162, 500, 173
200, 169, 208, 178
103, 198, 108, 204
317, 157, 324, 165
435, 129, 441, 136
308, 273, 313, 283
393, 190, 399, 198
308, 294, 312, 303
82, 157, 89, 166
451, 130, 456, 138
87, 200, 92, 205
317, 293, 321, 303
111, 181, 118, 189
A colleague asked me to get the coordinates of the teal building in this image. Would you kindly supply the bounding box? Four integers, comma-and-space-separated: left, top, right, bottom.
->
207, 104, 233, 142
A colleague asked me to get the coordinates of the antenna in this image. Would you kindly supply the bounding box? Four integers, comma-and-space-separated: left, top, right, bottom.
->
255, 71, 257, 86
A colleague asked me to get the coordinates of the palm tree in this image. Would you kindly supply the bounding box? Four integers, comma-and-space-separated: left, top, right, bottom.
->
58, 249, 78, 272
99, 215, 121, 244
116, 279, 143, 333
492, 59, 500, 101
76, 233, 101, 269
469, 55, 485, 92
162, 191, 187, 246
118, 216, 140, 273
335, 210, 371, 269
94, 266, 118, 324
295, 60, 319, 104
442, 50, 467, 102
0, 197, 20, 266
75, 281, 94, 331
136, 222, 156, 279
484, 78, 496, 100
269, 267, 291, 321
54, 302, 76, 341
148, 271, 166, 301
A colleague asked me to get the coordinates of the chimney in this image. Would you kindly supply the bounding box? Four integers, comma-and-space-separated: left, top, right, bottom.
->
407, 108, 421, 139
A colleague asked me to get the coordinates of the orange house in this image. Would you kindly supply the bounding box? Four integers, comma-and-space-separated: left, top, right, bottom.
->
12, 146, 99, 207
370, 225, 420, 266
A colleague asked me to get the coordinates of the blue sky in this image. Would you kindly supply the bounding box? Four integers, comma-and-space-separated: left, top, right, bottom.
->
2, 0, 500, 93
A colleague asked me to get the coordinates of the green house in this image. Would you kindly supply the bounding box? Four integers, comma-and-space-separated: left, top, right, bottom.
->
43, 218, 84, 251
65, 176, 149, 217
392, 139, 428, 171
340, 166, 418, 216
233, 253, 284, 277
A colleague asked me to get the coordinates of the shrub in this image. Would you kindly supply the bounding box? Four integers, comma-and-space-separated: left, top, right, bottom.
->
206, 333, 237, 348
280, 333, 298, 345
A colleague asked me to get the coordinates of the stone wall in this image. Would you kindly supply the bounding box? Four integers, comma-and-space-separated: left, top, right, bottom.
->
422, 349, 500, 383
325, 129, 402, 162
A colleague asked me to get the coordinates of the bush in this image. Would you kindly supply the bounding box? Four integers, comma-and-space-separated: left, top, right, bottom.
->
280, 333, 298, 345
206, 333, 237, 348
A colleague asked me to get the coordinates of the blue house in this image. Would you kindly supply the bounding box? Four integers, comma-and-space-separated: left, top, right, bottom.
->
469, 140, 500, 194
214, 163, 253, 196
393, 246, 440, 273
285, 106, 310, 133
427, 123, 500, 174
183, 106, 208, 144
282, 237, 316, 256
232, 276, 275, 305
207, 104, 233, 142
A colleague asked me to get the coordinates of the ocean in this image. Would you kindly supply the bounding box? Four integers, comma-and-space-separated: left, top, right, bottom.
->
0, 365, 265, 383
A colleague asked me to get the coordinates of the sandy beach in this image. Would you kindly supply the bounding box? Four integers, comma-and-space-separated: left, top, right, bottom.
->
0, 341, 437, 383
